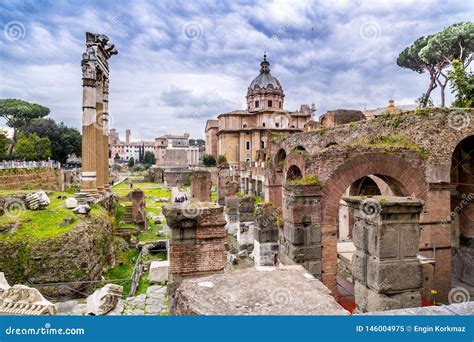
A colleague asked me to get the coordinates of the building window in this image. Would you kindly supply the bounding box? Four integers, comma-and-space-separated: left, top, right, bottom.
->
261, 141, 265, 149
246, 141, 250, 150
275, 123, 280, 128
279, 101, 282, 108
268, 100, 272, 108
262, 122, 265, 127
243, 123, 247, 128
255, 100, 259, 108
246, 154, 250, 162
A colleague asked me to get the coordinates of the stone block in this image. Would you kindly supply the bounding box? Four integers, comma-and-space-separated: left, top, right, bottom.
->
255, 226, 279, 243
351, 219, 370, 253
0, 284, 57, 315
355, 282, 421, 312
253, 240, 278, 266
87, 284, 123, 316
283, 222, 321, 245
65, 197, 78, 209
288, 244, 322, 262
237, 222, 254, 251
351, 250, 368, 285
304, 260, 322, 279
238, 212, 255, 222
149, 261, 169, 284
366, 257, 422, 293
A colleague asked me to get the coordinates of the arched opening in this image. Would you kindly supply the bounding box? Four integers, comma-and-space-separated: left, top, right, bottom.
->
450, 135, 474, 291
294, 145, 306, 152
287, 165, 302, 181
320, 153, 428, 308
274, 148, 287, 170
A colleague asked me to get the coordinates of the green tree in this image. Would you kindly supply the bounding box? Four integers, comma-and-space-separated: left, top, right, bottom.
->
114, 152, 120, 161
202, 154, 216, 167
397, 35, 439, 108
20, 118, 81, 162
0, 99, 49, 155
128, 157, 135, 168
419, 22, 474, 106
449, 59, 474, 108
143, 151, 156, 166
14, 132, 51, 161
0, 132, 11, 160
398, 22, 474, 107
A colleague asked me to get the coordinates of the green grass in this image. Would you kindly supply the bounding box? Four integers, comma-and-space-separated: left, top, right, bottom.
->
286, 175, 321, 186
0, 191, 108, 242
103, 249, 140, 297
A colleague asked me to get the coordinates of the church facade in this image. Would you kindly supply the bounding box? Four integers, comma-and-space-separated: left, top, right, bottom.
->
205, 55, 314, 182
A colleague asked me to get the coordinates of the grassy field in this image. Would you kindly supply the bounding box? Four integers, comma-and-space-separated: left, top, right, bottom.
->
0, 190, 106, 241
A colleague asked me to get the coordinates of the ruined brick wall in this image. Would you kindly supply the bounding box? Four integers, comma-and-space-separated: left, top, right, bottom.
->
163, 204, 227, 277
319, 109, 365, 128
0, 168, 62, 190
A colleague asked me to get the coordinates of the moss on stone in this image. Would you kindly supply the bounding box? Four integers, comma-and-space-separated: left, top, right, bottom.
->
286, 175, 321, 186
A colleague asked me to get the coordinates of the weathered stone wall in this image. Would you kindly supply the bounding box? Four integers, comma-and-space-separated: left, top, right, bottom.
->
216, 165, 230, 206
0, 168, 62, 191
319, 109, 365, 128
163, 203, 227, 278
164, 170, 192, 187
345, 196, 423, 312
191, 171, 212, 202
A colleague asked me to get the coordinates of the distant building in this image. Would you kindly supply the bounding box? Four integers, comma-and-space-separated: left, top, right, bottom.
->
363, 100, 416, 120
109, 129, 154, 162
109, 129, 203, 167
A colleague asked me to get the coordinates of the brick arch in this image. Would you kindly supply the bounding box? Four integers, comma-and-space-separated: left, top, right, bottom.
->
283, 152, 307, 181
319, 152, 428, 296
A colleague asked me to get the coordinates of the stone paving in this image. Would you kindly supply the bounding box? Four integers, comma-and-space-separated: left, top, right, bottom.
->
57, 285, 167, 316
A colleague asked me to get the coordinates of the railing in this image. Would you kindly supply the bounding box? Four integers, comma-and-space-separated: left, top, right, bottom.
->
0, 160, 61, 170
128, 251, 144, 297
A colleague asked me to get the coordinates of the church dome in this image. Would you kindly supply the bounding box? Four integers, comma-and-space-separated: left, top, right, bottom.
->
249, 55, 282, 90
246, 54, 285, 112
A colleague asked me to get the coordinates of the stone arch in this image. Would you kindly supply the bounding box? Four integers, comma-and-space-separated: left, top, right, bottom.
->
293, 145, 306, 152
319, 153, 428, 295
284, 151, 306, 181
287, 165, 302, 180
450, 134, 474, 287
274, 148, 287, 170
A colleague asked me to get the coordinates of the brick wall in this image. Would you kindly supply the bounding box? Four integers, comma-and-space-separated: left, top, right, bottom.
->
0, 168, 62, 190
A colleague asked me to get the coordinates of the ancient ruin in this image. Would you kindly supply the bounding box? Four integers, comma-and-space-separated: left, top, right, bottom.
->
191, 170, 212, 202
80, 32, 117, 195
163, 203, 227, 278
0, 283, 57, 316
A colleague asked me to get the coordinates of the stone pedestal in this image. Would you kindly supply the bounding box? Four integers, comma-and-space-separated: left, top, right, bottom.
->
344, 196, 423, 313
217, 165, 229, 206
280, 184, 322, 279
253, 203, 279, 266
224, 181, 239, 235
191, 171, 212, 202
131, 189, 146, 228
237, 196, 255, 251
163, 203, 227, 278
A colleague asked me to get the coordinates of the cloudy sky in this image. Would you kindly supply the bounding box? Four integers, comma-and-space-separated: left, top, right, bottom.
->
0, 0, 472, 140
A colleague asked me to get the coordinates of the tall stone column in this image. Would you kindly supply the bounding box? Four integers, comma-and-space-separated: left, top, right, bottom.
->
237, 196, 255, 251
102, 77, 111, 191
95, 77, 105, 193
191, 170, 212, 202
224, 181, 239, 235
79, 32, 117, 196
344, 196, 423, 313
80, 63, 98, 195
